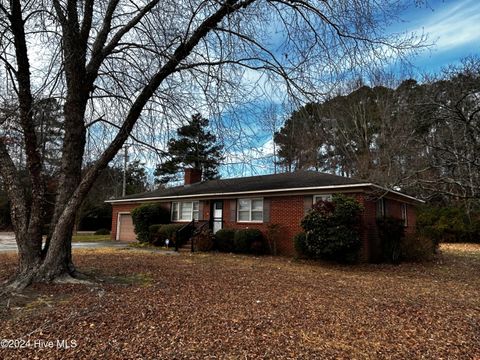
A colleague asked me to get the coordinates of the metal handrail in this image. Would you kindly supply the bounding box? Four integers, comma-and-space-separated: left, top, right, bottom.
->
191, 220, 209, 252
175, 219, 194, 251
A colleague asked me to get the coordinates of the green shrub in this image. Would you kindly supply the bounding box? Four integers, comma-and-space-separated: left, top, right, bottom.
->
94, 228, 110, 235
301, 194, 363, 262
417, 205, 480, 244
148, 224, 163, 244
377, 217, 405, 263
131, 204, 170, 242
215, 229, 236, 252
234, 228, 264, 254
401, 234, 436, 262
294, 232, 309, 258
156, 224, 184, 246
192, 228, 215, 252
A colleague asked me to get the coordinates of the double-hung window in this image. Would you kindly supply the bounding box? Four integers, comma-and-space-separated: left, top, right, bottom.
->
237, 198, 263, 222
171, 201, 199, 221
313, 194, 332, 204
376, 198, 386, 219
401, 203, 408, 227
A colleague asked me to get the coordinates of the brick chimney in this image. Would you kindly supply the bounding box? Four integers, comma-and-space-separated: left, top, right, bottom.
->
184, 168, 202, 185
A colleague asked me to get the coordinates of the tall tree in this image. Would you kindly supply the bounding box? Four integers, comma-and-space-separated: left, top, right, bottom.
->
274, 58, 480, 203
414, 58, 480, 203
125, 160, 149, 195
155, 114, 224, 184
0, 0, 423, 289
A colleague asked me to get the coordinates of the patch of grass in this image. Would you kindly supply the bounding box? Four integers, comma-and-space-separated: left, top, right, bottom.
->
106, 273, 154, 286
128, 242, 156, 249
128, 242, 174, 251
0, 244, 479, 359
72, 234, 111, 242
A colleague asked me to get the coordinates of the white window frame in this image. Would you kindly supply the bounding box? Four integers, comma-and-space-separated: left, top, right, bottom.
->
313, 194, 333, 204
376, 198, 385, 219
401, 203, 408, 227
171, 201, 199, 222
237, 198, 264, 223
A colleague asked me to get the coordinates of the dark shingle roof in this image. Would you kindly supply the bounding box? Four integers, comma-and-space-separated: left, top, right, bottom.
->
109, 171, 367, 202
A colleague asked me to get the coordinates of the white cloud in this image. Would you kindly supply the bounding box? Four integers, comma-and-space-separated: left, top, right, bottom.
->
415, 0, 480, 52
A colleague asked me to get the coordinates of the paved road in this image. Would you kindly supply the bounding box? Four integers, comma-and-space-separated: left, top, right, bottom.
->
0, 232, 129, 252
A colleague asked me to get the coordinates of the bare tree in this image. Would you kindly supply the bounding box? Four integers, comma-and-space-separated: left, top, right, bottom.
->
415, 58, 480, 204
0, 0, 424, 289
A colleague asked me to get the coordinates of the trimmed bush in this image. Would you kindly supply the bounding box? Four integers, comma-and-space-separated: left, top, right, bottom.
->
131, 204, 170, 243
192, 228, 215, 252
156, 224, 184, 246
301, 194, 363, 262
215, 229, 236, 252
148, 224, 163, 245
234, 228, 264, 254
377, 217, 405, 263
294, 232, 309, 258
401, 234, 436, 262
94, 228, 110, 235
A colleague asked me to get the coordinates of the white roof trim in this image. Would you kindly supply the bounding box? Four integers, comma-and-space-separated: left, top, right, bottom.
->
106, 183, 424, 204
369, 184, 425, 203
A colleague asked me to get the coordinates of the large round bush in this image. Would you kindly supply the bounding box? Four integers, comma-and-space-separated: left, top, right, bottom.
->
131, 203, 170, 243
234, 228, 264, 254
215, 229, 236, 252
301, 195, 363, 262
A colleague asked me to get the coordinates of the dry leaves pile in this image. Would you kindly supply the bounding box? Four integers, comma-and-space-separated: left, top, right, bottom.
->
0, 244, 479, 359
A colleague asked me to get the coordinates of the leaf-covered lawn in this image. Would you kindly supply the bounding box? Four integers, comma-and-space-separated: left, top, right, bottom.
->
0, 244, 479, 359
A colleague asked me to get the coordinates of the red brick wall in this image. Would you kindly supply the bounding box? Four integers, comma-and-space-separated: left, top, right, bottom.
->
270, 196, 304, 255
354, 194, 375, 261
385, 198, 417, 233
359, 196, 418, 261
202, 200, 211, 220
221, 196, 304, 256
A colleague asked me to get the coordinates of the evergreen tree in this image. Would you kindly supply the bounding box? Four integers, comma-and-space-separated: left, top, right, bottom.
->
155, 114, 224, 185
125, 160, 149, 195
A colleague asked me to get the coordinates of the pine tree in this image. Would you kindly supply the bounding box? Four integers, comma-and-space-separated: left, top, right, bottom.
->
155, 114, 224, 185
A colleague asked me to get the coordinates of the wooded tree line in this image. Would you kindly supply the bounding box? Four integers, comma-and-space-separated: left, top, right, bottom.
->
0, 160, 149, 231
274, 58, 480, 206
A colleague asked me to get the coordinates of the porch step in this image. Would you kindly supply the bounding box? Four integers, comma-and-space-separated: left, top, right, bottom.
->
178, 240, 192, 251
178, 247, 192, 252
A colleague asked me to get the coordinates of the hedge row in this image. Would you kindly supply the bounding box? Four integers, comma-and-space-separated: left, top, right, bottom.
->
214, 228, 266, 254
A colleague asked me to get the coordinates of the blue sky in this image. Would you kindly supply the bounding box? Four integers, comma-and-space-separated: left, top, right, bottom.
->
220, 0, 480, 177
396, 0, 480, 73
138, 0, 480, 183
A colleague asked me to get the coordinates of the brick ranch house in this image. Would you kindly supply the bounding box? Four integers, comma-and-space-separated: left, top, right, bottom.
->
107, 169, 423, 261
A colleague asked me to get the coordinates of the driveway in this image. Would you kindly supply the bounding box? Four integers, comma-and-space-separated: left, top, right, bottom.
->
0, 232, 17, 252
0, 232, 129, 252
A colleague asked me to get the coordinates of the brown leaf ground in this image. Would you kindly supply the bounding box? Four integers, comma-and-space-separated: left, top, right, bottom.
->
0, 244, 479, 359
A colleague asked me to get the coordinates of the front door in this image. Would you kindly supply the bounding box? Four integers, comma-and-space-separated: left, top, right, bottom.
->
212, 201, 223, 233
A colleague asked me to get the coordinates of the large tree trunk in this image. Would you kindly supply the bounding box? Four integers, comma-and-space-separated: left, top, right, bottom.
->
2, 0, 256, 291
42, 10, 91, 275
